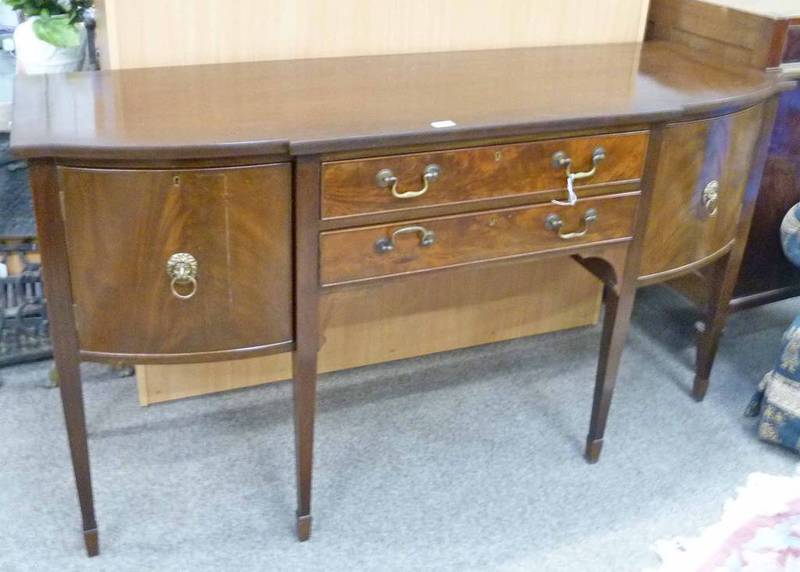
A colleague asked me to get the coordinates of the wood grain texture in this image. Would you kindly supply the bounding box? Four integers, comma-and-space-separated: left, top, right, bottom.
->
321, 132, 648, 219
136, 257, 602, 404
59, 164, 293, 358
11, 42, 782, 161
638, 104, 764, 280
98, 0, 650, 70
321, 193, 639, 286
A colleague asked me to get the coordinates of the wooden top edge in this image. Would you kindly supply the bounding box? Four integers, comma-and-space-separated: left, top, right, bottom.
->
11, 41, 783, 161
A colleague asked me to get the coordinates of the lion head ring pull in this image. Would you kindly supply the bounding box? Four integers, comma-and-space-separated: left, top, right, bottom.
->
375, 225, 436, 253
702, 180, 719, 217
551, 147, 606, 207
545, 208, 599, 240
166, 253, 198, 300
375, 164, 441, 199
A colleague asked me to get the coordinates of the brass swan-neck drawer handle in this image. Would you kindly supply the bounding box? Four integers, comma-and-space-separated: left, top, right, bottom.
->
702, 180, 719, 217
551, 147, 606, 206
375, 164, 441, 199
166, 252, 198, 300
375, 225, 436, 253
544, 208, 598, 240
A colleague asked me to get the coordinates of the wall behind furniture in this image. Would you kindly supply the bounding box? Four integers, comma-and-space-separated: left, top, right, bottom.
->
97, 0, 651, 70
93, 0, 651, 404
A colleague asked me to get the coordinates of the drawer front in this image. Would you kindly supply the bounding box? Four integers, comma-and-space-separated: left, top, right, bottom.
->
321, 132, 649, 219
321, 193, 640, 286
640, 104, 764, 279
60, 164, 293, 357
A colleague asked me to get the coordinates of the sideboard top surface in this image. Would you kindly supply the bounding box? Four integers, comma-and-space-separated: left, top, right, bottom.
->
11, 41, 783, 160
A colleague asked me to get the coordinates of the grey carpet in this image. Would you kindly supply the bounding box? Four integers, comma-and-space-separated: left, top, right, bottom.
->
1, 286, 798, 572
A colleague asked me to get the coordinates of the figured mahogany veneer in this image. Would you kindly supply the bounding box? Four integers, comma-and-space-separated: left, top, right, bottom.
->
639, 104, 764, 280
11, 41, 787, 556
60, 164, 293, 362
321, 192, 639, 286
321, 132, 648, 219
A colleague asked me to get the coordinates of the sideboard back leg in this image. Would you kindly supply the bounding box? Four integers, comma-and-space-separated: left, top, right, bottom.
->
693, 253, 735, 401
292, 157, 322, 541
29, 161, 99, 556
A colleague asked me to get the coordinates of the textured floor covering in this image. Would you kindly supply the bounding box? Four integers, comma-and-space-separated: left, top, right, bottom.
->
1, 287, 798, 572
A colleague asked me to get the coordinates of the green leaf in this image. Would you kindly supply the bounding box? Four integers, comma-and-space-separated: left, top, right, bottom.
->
32, 14, 81, 48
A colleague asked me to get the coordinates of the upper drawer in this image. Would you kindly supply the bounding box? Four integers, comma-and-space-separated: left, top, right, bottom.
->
321, 131, 649, 219
321, 192, 640, 286
60, 164, 293, 359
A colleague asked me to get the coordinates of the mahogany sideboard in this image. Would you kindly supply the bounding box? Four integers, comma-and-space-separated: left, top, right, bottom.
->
11, 41, 788, 555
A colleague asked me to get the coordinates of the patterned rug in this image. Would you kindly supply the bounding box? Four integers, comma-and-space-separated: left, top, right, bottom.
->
650, 468, 800, 572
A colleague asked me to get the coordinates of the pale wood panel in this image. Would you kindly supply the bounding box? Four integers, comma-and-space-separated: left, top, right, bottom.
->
107, 0, 633, 402
137, 258, 602, 404
101, 0, 650, 70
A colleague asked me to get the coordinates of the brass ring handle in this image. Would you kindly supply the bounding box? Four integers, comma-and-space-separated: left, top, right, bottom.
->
544, 208, 598, 240
375, 164, 441, 199
170, 275, 197, 300
702, 180, 719, 217
166, 252, 198, 300
375, 225, 436, 253
551, 147, 606, 207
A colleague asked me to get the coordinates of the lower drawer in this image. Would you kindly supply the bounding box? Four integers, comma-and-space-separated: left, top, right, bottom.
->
320, 192, 640, 286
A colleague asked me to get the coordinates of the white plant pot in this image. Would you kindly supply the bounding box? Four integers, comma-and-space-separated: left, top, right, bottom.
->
14, 17, 86, 75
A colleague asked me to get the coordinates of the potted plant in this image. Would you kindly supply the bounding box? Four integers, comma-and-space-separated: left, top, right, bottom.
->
4, 0, 93, 74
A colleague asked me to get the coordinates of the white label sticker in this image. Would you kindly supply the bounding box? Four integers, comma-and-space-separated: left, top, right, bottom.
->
430, 120, 457, 128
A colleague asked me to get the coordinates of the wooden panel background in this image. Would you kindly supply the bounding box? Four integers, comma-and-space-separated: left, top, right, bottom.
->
137, 258, 602, 404
98, 0, 650, 70
93, 0, 650, 403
